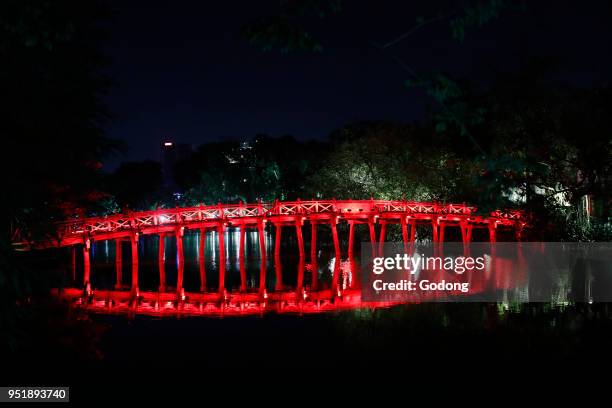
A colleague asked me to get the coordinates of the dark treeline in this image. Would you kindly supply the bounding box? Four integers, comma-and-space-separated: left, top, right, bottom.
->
105, 77, 611, 241
1, 0, 114, 371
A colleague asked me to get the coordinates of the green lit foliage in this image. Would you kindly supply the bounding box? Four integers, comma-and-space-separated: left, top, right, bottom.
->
241, 0, 343, 53
406, 73, 486, 151
483, 70, 611, 208
450, 0, 508, 42
305, 121, 467, 201
242, 16, 323, 53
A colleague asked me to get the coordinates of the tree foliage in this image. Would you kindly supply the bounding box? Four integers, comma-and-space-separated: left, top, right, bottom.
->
1, 0, 113, 361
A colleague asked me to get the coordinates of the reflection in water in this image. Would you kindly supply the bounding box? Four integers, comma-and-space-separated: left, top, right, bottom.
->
72, 237, 610, 317
88, 228, 343, 293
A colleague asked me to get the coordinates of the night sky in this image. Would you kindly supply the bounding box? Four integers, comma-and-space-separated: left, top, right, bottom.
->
102, 0, 612, 168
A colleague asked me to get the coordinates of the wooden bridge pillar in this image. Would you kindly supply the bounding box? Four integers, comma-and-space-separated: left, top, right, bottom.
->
158, 234, 166, 292
217, 223, 226, 295
274, 223, 283, 290
295, 219, 305, 259
274, 253, 283, 291
431, 218, 440, 243
310, 222, 318, 290
83, 240, 91, 290
331, 221, 341, 293
347, 221, 355, 258
368, 219, 376, 256
459, 221, 472, 253
310, 222, 317, 262
488, 223, 497, 243
459, 221, 473, 255
199, 228, 206, 292
439, 223, 446, 244
401, 218, 408, 253
115, 239, 123, 289
257, 219, 266, 294
296, 259, 305, 297
274, 223, 282, 259
239, 226, 247, 292
176, 228, 184, 294
130, 233, 139, 295
515, 223, 523, 242
378, 222, 387, 255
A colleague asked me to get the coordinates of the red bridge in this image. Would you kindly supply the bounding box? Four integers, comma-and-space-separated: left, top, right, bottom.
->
18, 199, 525, 316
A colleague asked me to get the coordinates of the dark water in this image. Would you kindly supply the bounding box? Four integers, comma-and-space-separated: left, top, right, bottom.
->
84, 228, 612, 306
9, 231, 612, 402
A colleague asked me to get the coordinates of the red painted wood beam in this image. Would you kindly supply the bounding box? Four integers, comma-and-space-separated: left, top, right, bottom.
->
199, 228, 206, 292
239, 225, 246, 292
115, 239, 123, 289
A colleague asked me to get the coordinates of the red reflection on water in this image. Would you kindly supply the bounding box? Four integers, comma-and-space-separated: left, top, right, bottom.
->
57, 249, 526, 317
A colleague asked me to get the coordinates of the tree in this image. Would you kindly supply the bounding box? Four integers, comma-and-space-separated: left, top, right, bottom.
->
1, 0, 115, 364
305, 121, 469, 202
106, 161, 163, 211
174, 135, 326, 204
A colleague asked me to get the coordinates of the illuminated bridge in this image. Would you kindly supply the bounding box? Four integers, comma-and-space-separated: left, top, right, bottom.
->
17, 199, 526, 316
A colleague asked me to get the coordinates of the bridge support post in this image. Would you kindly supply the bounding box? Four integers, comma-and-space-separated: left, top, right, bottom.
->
130, 233, 139, 295
158, 234, 166, 292
378, 222, 387, 255
331, 221, 341, 294
274, 223, 282, 259
274, 223, 283, 290
310, 222, 318, 290
297, 260, 305, 299
199, 228, 206, 292
432, 219, 439, 243
295, 219, 305, 259
274, 256, 283, 290
83, 240, 91, 290
310, 222, 318, 261
439, 223, 446, 245
515, 223, 523, 242
401, 218, 408, 253
460, 221, 472, 255
409, 221, 416, 254
257, 220, 266, 294
368, 219, 376, 256
176, 228, 184, 294
347, 221, 355, 258
488, 223, 497, 243
239, 226, 247, 292
295, 219, 305, 296
115, 239, 123, 289
274, 254, 283, 291
218, 223, 226, 295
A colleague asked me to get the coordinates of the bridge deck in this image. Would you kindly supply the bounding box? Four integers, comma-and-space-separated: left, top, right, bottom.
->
16, 199, 525, 248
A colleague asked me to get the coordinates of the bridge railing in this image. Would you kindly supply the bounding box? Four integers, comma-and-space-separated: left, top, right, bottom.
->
50, 200, 524, 241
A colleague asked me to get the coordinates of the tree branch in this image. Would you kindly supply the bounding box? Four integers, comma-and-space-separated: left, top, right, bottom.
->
380, 15, 448, 49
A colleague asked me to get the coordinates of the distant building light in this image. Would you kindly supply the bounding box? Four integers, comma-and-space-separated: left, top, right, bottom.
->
164, 142, 173, 147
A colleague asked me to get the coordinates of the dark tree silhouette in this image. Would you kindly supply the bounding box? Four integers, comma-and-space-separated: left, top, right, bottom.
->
1, 0, 116, 366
